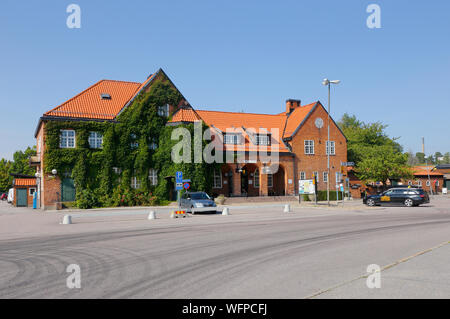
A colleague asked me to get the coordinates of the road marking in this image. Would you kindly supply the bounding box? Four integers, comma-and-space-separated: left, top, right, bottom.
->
305, 240, 450, 299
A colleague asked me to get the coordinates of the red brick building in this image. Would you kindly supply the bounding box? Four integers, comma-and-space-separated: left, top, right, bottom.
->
169, 100, 348, 197
404, 166, 444, 194
33, 69, 347, 209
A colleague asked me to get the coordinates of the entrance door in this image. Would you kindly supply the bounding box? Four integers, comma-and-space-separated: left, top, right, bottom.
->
445, 180, 450, 190
241, 170, 249, 196
16, 188, 27, 207
61, 178, 76, 202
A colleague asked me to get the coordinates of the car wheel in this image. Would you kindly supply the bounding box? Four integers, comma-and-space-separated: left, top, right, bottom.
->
404, 199, 414, 207
367, 199, 375, 207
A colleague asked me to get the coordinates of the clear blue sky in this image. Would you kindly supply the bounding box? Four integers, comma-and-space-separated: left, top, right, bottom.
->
1, 0, 449, 160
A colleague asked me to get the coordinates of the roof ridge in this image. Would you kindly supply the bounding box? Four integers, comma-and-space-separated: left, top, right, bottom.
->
101, 79, 142, 85
196, 109, 287, 117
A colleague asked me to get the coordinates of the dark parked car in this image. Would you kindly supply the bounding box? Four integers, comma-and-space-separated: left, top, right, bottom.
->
363, 187, 430, 207
180, 191, 216, 211
0, 193, 7, 201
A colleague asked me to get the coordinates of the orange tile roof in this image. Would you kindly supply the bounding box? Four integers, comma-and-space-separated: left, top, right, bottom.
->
195, 110, 290, 152
15, 178, 37, 186
44, 80, 142, 120
169, 107, 202, 123
283, 102, 317, 137
412, 166, 443, 176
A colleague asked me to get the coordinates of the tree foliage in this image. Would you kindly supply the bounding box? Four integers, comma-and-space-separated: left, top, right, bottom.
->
0, 146, 37, 193
338, 113, 412, 183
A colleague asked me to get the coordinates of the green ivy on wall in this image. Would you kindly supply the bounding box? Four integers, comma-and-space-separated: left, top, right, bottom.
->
43, 80, 218, 209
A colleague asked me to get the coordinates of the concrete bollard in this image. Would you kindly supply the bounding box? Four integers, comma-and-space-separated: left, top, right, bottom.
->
283, 204, 291, 213
222, 207, 230, 216
62, 215, 72, 225
148, 211, 156, 220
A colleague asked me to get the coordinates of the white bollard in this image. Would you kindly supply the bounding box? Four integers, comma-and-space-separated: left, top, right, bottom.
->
148, 211, 156, 220
283, 204, 291, 213
62, 215, 72, 225
222, 207, 230, 216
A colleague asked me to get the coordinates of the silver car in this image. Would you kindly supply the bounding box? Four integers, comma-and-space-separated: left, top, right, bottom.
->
180, 191, 217, 212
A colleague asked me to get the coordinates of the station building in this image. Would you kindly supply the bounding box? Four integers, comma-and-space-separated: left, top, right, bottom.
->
32, 69, 347, 209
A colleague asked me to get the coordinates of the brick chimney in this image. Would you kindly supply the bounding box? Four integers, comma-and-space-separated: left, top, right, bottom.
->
286, 99, 301, 114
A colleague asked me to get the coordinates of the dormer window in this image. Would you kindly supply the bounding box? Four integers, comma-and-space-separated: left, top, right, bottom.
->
224, 134, 241, 145
255, 134, 270, 146
100, 93, 111, 100
157, 104, 169, 117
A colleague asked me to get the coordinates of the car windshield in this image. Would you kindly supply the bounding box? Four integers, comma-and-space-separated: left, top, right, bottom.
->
190, 193, 210, 200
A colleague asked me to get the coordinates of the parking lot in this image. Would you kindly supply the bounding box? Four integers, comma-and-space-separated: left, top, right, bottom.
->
0, 196, 449, 298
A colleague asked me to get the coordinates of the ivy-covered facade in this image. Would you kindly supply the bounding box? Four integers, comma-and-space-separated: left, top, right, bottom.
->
34, 69, 216, 209
33, 68, 348, 210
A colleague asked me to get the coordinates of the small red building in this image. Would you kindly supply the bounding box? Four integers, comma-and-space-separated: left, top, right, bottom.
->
404, 166, 444, 194
13, 178, 37, 207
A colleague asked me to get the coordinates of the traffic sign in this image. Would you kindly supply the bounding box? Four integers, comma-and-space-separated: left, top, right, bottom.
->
176, 171, 183, 183
183, 182, 190, 190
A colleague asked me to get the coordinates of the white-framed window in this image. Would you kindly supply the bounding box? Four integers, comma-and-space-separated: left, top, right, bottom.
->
131, 176, 141, 189
408, 181, 413, 186
157, 104, 169, 117
267, 174, 273, 188
224, 134, 241, 145
148, 137, 158, 150
323, 172, 328, 183
299, 171, 306, 180
304, 140, 314, 154
213, 169, 222, 188
148, 169, 158, 186
88, 132, 103, 149
313, 171, 319, 182
29, 188, 36, 196
255, 135, 270, 146
336, 172, 341, 183
426, 180, 431, 186
417, 180, 422, 186
60, 130, 75, 148
130, 134, 139, 149
254, 169, 260, 188
326, 141, 335, 155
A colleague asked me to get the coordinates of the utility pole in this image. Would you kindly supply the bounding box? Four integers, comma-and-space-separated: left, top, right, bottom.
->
322, 78, 340, 206
423, 137, 433, 195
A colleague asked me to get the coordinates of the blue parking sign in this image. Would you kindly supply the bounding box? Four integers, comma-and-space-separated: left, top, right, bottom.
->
176, 171, 183, 184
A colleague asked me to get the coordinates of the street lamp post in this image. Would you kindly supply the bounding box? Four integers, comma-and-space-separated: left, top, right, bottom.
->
322, 78, 341, 206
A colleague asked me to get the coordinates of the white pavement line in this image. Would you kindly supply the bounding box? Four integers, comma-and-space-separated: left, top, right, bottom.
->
305, 240, 450, 299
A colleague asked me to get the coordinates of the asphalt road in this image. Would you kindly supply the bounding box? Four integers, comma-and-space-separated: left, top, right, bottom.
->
0, 197, 449, 298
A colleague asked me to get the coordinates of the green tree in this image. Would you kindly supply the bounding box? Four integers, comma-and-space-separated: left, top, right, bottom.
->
356, 145, 412, 184
8, 146, 36, 176
444, 152, 450, 164
425, 155, 434, 165
415, 152, 425, 164
435, 152, 443, 164
338, 113, 402, 164
0, 159, 12, 193
338, 113, 411, 184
